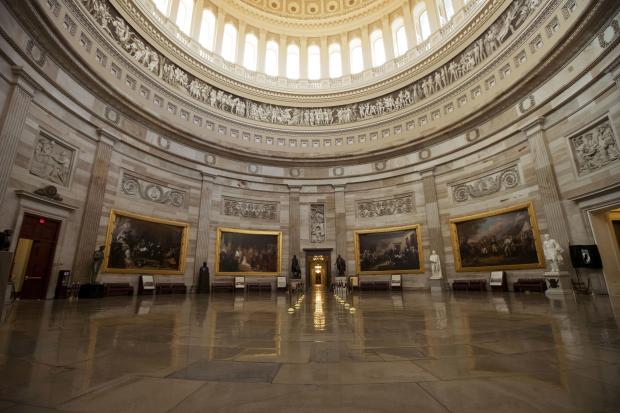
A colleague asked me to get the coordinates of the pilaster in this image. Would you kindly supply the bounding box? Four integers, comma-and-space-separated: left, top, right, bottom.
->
334, 185, 347, 273
194, 172, 215, 284
421, 169, 447, 283
381, 16, 395, 61
340, 34, 351, 76
72, 128, 116, 283
523, 118, 573, 275
288, 185, 301, 275
402, 2, 417, 49
0, 67, 36, 205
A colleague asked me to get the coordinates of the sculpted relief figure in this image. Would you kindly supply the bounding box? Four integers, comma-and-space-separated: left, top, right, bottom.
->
572, 123, 619, 175
82, 0, 541, 127
30, 137, 73, 186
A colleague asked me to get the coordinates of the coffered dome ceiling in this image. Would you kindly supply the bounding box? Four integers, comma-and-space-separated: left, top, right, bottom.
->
234, 0, 377, 19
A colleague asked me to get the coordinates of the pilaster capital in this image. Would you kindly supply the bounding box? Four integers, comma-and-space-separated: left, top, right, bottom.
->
420, 168, 435, 178
522, 117, 546, 137
97, 128, 118, 147
332, 184, 346, 193
287, 185, 302, 193
10, 66, 37, 97
201, 171, 217, 182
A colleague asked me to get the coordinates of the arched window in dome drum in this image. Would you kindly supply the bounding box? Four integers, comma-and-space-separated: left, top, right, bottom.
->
370, 29, 386, 67
437, 0, 455, 26
413, 2, 432, 43
392, 18, 408, 57
198, 9, 216, 51
221, 23, 237, 62
175, 0, 193, 35
328, 43, 342, 78
243, 33, 258, 71
287, 43, 300, 79
153, 0, 169, 15
308, 44, 321, 80
349, 37, 364, 74
265, 40, 279, 76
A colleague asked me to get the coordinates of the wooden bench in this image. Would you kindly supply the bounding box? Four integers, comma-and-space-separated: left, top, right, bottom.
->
155, 283, 187, 295
246, 281, 272, 292
360, 280, 391, 290
513, 278, 546, 293
452, 280, 487, 292
211, 278, 234, 291
104, 283, 134, 297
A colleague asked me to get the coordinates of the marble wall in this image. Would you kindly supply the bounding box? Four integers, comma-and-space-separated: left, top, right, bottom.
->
0, 0, 619, 298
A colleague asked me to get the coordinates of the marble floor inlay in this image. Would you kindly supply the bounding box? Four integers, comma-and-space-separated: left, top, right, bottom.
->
0, 288, 619, 412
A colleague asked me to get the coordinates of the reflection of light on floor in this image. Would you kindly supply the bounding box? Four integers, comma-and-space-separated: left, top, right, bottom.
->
313, 286, 326, 331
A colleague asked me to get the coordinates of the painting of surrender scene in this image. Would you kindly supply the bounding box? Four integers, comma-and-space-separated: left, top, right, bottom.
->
216, 228, 282, 275
355, 224, 424, 275
103, 210, 189, 274
449, 202, 544, 271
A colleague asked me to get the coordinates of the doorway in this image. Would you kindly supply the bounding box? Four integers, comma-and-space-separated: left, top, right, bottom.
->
304, 249, 331, 289
11, 213, 61, 299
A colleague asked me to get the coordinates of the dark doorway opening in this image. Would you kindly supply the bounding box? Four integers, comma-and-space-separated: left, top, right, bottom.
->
11, 213, 61, 299
304, 249, 332, 289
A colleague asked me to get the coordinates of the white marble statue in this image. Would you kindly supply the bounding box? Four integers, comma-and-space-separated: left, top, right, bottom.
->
543, 234, 564, 273
429, 250, 442, 279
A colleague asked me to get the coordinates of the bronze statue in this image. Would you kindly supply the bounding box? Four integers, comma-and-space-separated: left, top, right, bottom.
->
91, 245, 104, 284
336, 254, 346, 276
198, 262, 210, 293
291, 255, 301, 278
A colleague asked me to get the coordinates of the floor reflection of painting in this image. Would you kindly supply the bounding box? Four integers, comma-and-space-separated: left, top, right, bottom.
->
103, 210, 188, 274
449, 202, 544, 271
355, 224, 424, 275
216, 228, 282, 275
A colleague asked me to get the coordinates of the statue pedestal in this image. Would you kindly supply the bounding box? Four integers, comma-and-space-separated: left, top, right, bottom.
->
429, 277, 443, 294
544, 271, 573, 297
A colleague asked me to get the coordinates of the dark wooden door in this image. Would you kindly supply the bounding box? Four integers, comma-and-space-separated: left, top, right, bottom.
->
18, 214, 60, 299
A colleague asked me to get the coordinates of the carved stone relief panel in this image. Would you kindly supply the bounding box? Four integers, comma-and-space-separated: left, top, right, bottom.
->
310, 204, 325, 243
120, 171, 187, 208
79, 0, 542, 127
29, 133, 76, 187
452, 165, 521, 203
222, 197, 278, 220
569, 120, 619, 176
356, 194, 414, 218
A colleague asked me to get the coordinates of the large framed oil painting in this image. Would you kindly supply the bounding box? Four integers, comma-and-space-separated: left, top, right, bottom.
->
102, 210, 189, 274
449, 202, 544, 272
354, 224, 424, 275
215, 227, 282, 276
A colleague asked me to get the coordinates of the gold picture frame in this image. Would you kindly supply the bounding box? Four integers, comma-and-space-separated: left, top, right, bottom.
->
215, 227, 282, 276
449, 201, 545, 272
102, 209, 189, 275
354, 224, 425, 275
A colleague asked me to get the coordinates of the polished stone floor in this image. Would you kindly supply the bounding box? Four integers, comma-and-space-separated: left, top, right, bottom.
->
1, 287, 620, 412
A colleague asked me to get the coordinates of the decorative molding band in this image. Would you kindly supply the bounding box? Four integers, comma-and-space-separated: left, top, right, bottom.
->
356, 194, 414, 218
569, 119, 619, 176
310, 204, 325, 243
76, 0, 541, 127
452, 165, 521, 202
120, 171, 187, 208
222, 196, 279, 220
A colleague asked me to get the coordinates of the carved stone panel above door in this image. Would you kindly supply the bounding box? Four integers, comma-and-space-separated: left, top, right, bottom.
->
29, 133, 76, 187
569, 119, 619, 176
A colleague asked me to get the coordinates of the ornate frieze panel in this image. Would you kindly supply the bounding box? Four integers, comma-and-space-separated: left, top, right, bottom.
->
222, 197, 278, 220
452, 165, 521, 203
356, 194, 414, 218
120, 171, 187, 208
310, 204, 325, 243
29, 133, 76, 187
569, 120, 619, 176
78, 0, 542, 127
